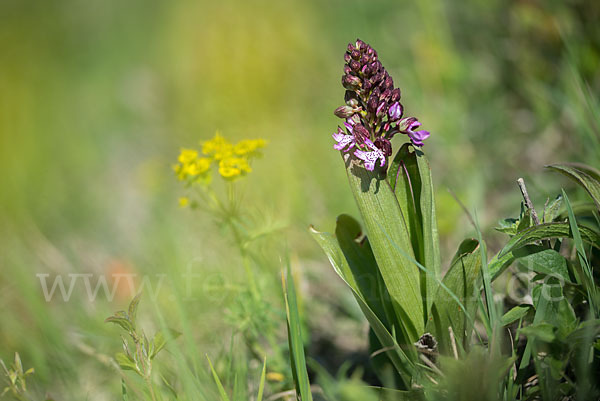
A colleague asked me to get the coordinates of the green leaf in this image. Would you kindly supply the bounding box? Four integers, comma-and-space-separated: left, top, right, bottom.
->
334, 214, 389, 323
282, 264, 313, 401
498, 222, 600, 257
115, 353, 139, 373
207, 356, 231, 401
547, 163, 600, 210
562, 190, 598, 315
310, 225, 416, 387
543, 195, 563, 222
389, 145, 441, 319
515, 247, 571, 282
128, 292, 142, 329
151, 332, 166, 360
495, 218, 519, 235
256, 357, 266, 401
426, 239, 481, 354
520, 323, 556, 343
343, 152, 423, 340
501, 305, 532, 326
105, 314, 133, 332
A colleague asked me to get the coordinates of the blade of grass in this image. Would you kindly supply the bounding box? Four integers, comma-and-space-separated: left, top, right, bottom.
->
207, 356, 231, 401
256, 357, 266, 401
282, 262, 313, 401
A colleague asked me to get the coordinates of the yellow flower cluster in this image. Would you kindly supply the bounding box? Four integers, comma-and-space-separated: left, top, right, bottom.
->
174, 133, 267, 187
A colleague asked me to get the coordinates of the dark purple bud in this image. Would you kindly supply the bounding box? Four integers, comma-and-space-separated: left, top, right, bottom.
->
388, 102, 403, 121
342, 74, 361, 90
344, 91, 360, 107
349, 59, 360, 71
361, 64, 372, 76
372, 60, 382, 72
363, 80, 372, 91
367, 94, 378, 113
391, 88, 401, 102
374, 137, 392, 157
347, 43, 355, 52
357, 39, 367, 51
372, 72, 384, 85
334, 105, 355, 118
360, 55, 369, 66
381, 89, 392, 101
353, 124, 370, 143
376, 101, 387, 118
351, 49, 361, 60
343, 65, 352, 75
372, 87, 381, 98
344, 52, 351, 63
366, 46, 374, 57
384, 76, 394, 90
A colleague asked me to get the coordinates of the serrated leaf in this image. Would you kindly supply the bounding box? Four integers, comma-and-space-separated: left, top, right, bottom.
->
547, 163, 600, 210
115, 353, 139, 373
343, 152, 423, 341
515, 247, 571, 283
501, 305, 532, 326
498, 222, 600, 257
426, 239, 481, 354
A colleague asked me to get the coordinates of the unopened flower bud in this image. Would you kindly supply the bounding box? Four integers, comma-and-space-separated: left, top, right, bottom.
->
343, 65, 351, 75
388, 102, 403, 121
376, 101, 387, 118
367, 94, 378, 113
391, 88, 401, 102
344, 52, 351, 63
353, 124, 370, 143
334, 105, 355, 119
374, 137, 392, 157
351, 49, 361, 60
349, 59, 360, 71
342, 74, 361, 90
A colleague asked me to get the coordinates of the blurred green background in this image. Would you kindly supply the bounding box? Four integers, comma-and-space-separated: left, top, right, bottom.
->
0, 0, 598, 399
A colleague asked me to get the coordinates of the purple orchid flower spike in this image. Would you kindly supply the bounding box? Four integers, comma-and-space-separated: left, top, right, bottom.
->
354, 140, 386, 171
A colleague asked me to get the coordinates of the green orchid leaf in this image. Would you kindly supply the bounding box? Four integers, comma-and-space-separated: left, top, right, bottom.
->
343, 152, 423, 340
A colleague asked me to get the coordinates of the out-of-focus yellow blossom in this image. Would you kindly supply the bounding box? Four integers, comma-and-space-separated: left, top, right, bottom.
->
218, 157, 252, 179
174, 148, 212, 182
178, 197, 189, 207
178, 149, 198, 164
233, 139, 267, 156
266, 372, 285, 382
202, 133, 233, 161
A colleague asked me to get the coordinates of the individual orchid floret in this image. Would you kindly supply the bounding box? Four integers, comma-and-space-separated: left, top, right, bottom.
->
398, 117, 430, 147
332, 127, 356, 152
354, 140, 386, 171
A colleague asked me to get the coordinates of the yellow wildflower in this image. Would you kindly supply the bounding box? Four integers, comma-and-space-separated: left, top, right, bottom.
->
233, 139, 267, 156
178, 197, 189, 207
178, 149, 198, 164
202, 133, 233, 161
218, 157, 252, 179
